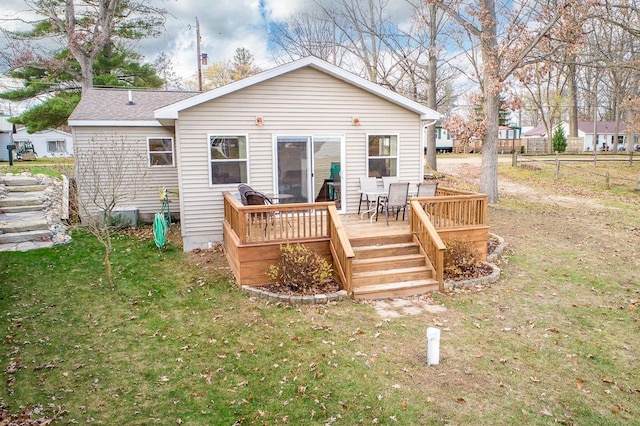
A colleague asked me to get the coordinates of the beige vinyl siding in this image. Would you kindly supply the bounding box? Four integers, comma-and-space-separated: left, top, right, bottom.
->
177, 67, 423, 251
73, 126, 180, 220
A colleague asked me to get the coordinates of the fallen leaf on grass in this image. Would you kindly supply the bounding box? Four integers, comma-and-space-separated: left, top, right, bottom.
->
158, 376, 169, 382
530, 377, 540, 383
455, 397, 466, 403
576, 378, 585, 390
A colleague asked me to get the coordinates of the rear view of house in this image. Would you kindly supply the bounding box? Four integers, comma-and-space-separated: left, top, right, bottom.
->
69, 56, 440, 251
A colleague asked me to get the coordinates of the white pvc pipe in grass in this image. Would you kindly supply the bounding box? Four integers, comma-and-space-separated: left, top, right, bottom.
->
427, 327, 440, 366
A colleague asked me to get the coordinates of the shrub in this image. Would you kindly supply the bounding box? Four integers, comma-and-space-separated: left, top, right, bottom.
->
443, 239, 482, 281
267, 244, 333, 293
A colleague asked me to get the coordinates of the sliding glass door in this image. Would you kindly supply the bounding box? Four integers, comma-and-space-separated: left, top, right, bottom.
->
275, 136, 343, 209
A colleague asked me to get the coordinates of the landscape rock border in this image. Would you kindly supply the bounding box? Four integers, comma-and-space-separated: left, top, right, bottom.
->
242, 285, 348, 305
445, 232, 505, 290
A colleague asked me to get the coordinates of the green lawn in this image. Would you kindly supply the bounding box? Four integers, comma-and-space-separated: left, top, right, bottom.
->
1, 160, 639, 424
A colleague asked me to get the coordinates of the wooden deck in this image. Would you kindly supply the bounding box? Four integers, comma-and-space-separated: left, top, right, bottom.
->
222, 187, 489, 299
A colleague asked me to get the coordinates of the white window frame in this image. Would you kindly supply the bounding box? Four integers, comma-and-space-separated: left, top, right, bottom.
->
366, 133, 399, 178
208, 134, 249, 187
147, 137, 175, 167
47, 139, 66, 153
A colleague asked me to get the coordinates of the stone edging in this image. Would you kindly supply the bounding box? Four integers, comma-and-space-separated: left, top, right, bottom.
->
444, 232, 505, 290
242, 285, 348, 305
486, 233, 505, 263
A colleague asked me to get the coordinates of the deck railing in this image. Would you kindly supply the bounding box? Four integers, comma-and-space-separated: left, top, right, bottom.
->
223, 192, 334, 244
327, 204, 355, 293
409, 200, 446, 290
415, 186, 487, 229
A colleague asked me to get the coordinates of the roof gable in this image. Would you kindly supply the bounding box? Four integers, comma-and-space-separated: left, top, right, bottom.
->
155, 56, 440, 121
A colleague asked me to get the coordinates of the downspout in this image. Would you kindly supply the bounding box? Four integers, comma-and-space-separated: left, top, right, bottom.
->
422, 120, 438, 180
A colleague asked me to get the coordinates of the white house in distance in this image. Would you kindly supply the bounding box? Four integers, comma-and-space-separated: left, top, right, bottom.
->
0, 115, 15, 162
69, 56, 440, 251
13, 128, 74, 158
523, 121, 629, 152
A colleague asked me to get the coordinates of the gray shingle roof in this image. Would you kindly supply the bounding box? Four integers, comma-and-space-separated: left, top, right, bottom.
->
68, 88, 199, 121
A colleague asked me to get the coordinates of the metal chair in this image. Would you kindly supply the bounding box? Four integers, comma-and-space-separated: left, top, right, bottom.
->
377, 182, 409, 225
415, 182, 439, 220
417, 182, 438, 198
358, 176, 379, 216
381, 176, 400, 190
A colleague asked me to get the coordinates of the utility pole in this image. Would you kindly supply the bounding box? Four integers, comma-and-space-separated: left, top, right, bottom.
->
196, 17, 203, 91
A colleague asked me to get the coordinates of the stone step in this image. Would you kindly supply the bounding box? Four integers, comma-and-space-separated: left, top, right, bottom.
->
1, 176, 40, 186
0, 205, 46, 213
352, 279, 440, 300
6, 185, 48, 192
0, 218, 49, 233
0, 229, 51, 245
0, 196, 43, 208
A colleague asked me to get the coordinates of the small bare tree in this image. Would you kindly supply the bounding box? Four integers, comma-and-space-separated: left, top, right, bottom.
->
75, 134, 149, 287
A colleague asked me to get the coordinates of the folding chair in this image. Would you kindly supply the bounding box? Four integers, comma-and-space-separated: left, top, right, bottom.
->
377, 182, 409, 226
358, 176, 379, 216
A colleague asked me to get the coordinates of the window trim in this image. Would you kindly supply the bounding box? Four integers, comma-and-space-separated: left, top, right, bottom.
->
207, 133, 249, 187
147, 137, 175, 168
366, 133, 399, 178
46, 139, 67, 153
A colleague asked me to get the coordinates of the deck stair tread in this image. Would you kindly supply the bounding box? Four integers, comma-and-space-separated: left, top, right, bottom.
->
353, 253, 425, 265
352, 279, 439, 299
352, 242, 419, 258
352, 254, 427, 272
353, 265, 430, 279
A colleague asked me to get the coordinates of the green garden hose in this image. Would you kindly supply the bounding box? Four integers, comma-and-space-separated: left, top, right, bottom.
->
153, 212, 168, 249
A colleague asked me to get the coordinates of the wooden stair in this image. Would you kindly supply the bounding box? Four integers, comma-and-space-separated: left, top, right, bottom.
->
350, 232, 439, 299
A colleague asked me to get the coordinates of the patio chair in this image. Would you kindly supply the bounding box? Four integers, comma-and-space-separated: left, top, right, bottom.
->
244, 190, 274, 206
358, 176, 379, 216
237, 184, 255, 206
417, 182, 438, 197
377, 182, 409, 226
414, 181, 438, 213
381, 176, 400, 190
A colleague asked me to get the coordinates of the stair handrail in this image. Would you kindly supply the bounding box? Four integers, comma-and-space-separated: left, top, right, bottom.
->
409, 200, 446, 290
327, 204, 355, 294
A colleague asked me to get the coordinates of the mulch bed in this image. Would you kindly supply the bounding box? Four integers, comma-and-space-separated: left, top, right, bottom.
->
260, 279, 342, 296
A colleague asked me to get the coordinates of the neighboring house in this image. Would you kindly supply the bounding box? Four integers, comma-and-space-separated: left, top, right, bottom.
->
69, 56, 440, 252
13, 128, 75, 158
0, 115, 15, 162
496, 125, 523, 153
438, 124, 522, 154
523, 121, 629, 152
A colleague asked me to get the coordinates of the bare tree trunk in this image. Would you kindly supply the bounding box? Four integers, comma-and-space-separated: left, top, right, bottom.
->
478, 0, 500, 203
425, 4, 439, 171
567, 58, 579, 138
481, 92, 500, 203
